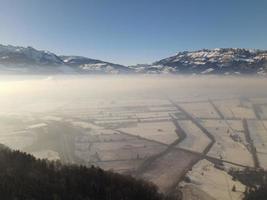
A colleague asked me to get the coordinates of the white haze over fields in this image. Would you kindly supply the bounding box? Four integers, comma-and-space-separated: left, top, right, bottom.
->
1, 74, 267, 198
0, 75, 267, 114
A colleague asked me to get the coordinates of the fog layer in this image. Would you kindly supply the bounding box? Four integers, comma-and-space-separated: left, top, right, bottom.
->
0, 75, 266, 114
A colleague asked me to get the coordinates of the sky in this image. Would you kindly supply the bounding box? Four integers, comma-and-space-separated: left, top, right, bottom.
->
0, 0, 267, 65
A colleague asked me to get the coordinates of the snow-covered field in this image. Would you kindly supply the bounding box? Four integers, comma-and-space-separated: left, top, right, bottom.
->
98, 160, 144, 173
0, 76, 267, 196
140, 149, 198, 193
258, 105, 267, 119
213, 99, 256, 119
0, 131, 35, 150
179, 102, 220, 119
201, 120, 253, 166
32, 150, 60, 161
177, 120, 211, 153
247, 120, 267, 169
119, 121, 178, 144
181, 159, 245, 200
74, 131, 166, 162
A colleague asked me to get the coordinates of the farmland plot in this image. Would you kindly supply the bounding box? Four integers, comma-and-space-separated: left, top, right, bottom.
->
119, 121, 178, 144
226, 120, 245, 132
135, 112, 173, 121
213, 99, 256, 119
247, 120, 267, 169
92, 140, 165, 161
181, 185, 216, 200
176, 120, 211, 153
181, 159, 245, 200
201, 120, 253, 166
231, 107, 256, 119
140, 149, 198, 193
0, 116, 38, 150
0, 130, 36, 150
75, 132, 166, 162
257, 105, 267, 119
213, 99, 241, 119
97, 159, 144, 174
94, 118, 138, 127
31, 149, 60, 161
148, 105, 177, 112
179, 102, 220, 119
250, 97, 267, 104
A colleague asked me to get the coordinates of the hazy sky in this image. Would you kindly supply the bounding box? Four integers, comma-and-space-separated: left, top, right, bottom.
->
0, 0, 267, 65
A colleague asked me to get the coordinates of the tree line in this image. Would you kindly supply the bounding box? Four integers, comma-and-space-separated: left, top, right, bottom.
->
0, 144, 175, 200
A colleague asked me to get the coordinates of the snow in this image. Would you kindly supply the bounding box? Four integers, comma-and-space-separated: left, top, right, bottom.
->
201, 68, 214, 74
1, 44, 267, 75
201, 119, 254, 166
247, 120, 267, 169
119, 121, 178, 144
181, 159, 245, 200
155, 48, 267, 75
27, 123, 47, 129
177, 120, 211, 153
32, 150, 60, 161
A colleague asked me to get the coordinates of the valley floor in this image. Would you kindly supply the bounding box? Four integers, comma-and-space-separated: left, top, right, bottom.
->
1, 76, 267, 199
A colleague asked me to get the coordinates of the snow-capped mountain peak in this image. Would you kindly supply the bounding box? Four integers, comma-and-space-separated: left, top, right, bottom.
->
0, 45, 266, 75
152, 48, 267, 75
0, 44, 131, 74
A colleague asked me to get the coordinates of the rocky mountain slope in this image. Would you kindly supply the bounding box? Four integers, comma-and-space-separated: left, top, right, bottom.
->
1, 44, 267, 75
0, 44, 131, 74
60, 55, 132, 74
148, 48, 267, 75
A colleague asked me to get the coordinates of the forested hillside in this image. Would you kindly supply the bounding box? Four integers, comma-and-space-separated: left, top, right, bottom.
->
0, 144, 174, 200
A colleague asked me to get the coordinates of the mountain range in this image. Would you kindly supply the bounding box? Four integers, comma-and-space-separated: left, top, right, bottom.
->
0, 44, 267, 75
